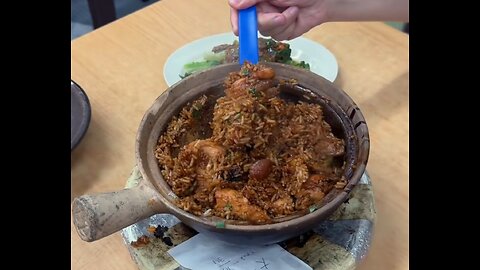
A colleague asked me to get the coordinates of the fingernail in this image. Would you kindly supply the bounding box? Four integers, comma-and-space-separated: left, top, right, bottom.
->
229, 0, 240, 5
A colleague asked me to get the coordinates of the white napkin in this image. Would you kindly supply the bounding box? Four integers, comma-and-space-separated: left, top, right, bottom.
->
168, 233, 312, 270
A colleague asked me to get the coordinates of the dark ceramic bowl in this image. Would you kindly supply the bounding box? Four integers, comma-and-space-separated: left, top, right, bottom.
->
71, 81, 91, 150
72, 63, 369, 245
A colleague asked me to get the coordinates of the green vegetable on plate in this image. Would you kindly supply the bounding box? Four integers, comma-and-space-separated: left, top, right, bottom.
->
179, 38, 310, 79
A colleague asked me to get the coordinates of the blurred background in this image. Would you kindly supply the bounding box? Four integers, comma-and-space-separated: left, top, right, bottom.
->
72, 0, 158, 39
71, 0, 407, 40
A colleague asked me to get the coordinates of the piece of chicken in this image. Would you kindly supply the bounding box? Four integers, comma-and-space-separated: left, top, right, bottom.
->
295, 174, 333, 210
225, 65, 277, 100
270, 196, 295, 216
197, 140, 225, 160
177, 140, 225, 196
214, 188, 270, 224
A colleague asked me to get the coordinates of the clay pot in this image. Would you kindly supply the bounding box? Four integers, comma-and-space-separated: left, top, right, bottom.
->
72, 62, 369, 245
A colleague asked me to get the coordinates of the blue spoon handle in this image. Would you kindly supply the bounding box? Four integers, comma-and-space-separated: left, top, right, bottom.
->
238, 6, 259, 64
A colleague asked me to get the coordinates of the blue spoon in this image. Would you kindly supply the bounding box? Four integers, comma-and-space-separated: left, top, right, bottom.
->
238, 6, 259, 64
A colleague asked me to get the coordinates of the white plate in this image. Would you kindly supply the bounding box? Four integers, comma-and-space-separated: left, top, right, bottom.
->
163, 33, 338, 87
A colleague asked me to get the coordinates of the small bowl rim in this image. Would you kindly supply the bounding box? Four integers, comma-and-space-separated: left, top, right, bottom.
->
71, 80, 92, 150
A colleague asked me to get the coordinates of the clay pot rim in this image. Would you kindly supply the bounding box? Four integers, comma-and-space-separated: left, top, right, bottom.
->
135, 62, 369, 231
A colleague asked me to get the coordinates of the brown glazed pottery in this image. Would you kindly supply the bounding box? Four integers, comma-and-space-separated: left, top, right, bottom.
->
72, 62, 370, 245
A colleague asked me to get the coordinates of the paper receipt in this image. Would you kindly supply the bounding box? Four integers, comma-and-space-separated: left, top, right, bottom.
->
168, 233, 312, 270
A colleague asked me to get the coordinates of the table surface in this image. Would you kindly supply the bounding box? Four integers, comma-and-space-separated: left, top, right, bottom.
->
71, 0, 409, 269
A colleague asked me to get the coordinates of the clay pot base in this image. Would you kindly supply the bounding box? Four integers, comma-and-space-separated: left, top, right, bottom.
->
121, 166, 376, 270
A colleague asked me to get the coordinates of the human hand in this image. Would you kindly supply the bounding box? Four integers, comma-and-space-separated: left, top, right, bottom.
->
228, 0, 329, 41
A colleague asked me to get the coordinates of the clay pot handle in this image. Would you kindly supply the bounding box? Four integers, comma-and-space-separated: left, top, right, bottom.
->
72, 182, 165, 242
